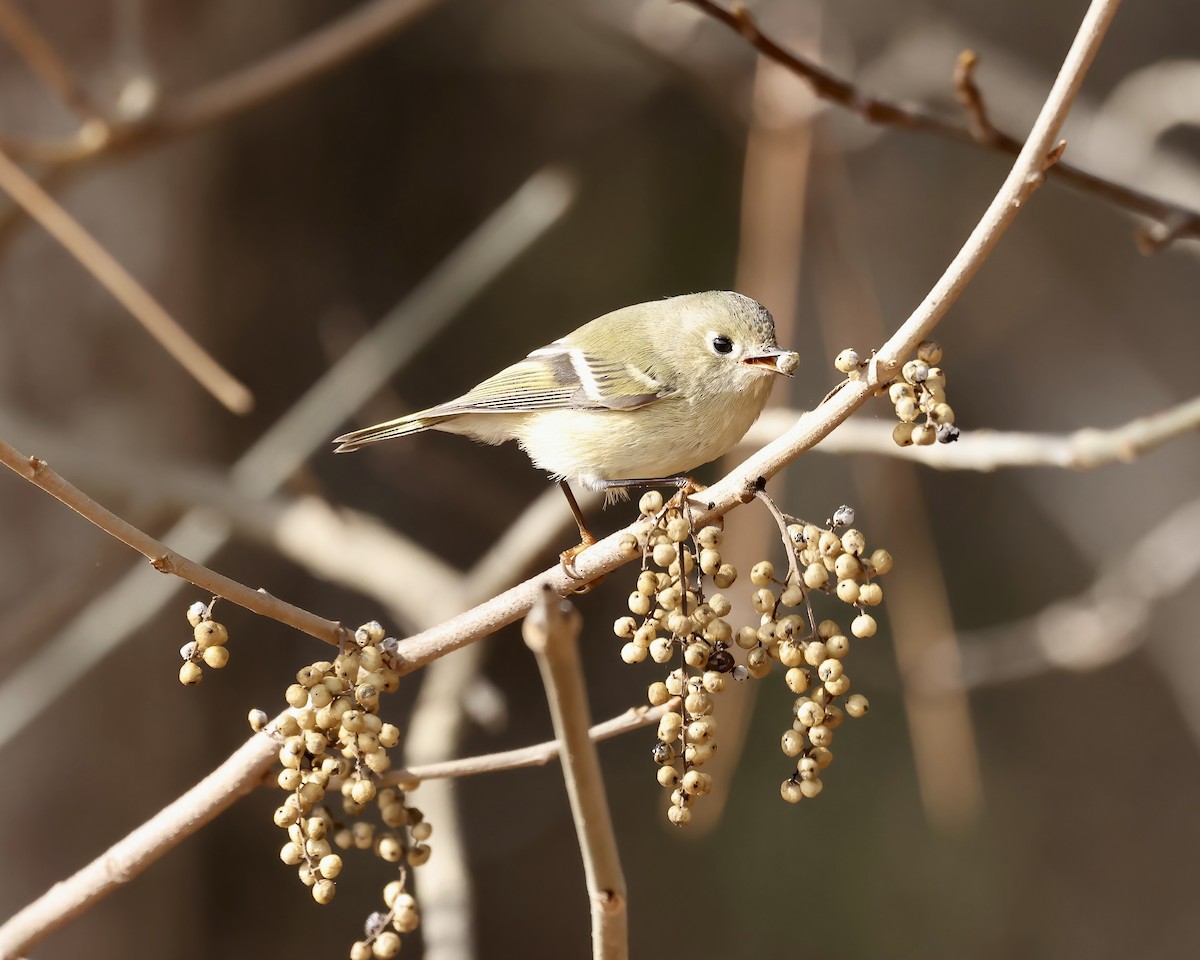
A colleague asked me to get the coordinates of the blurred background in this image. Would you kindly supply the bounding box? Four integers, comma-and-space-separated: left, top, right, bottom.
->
1, 0, 1199, 957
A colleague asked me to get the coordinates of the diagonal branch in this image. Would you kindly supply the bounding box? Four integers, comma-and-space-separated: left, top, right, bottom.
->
683, 0, 1199, 247
0, 439, 350, 647
0, 146, 254, 413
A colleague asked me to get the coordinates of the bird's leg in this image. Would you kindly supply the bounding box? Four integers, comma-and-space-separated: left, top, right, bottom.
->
558, 480, 600, 585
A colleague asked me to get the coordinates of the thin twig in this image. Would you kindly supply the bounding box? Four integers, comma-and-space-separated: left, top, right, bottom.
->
392, 702, 670, 784
953, 49, 998, 144
0, 439, 351, 647
523, 589, 628, 960
0, 146, 254, 413
742, 394, 1200, 471
0, 0, 444, 164
0, 0, 102, 120
683, 0, 1199, 247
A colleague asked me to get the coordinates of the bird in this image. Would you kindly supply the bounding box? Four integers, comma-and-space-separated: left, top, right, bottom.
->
333, 290, 798, 572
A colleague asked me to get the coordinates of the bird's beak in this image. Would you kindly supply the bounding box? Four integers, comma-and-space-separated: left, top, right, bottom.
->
742, 348, 799, 377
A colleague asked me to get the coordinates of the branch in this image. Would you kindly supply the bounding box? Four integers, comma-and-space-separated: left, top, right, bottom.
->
743, 393, 1200, 471
0, 0, 445, 164
684, 0, 1199, 247
0, 146, 254, 414
0, 0, 101, 120
925, 494, 1200, 691
0, 439, 351, 647
523, 590, 628, 960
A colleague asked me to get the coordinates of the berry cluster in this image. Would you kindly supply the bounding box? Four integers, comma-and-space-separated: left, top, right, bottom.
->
178, 600, 230, 684
888, 340, 959, 447
253, 620, 427, 957
615, 492, 890, 822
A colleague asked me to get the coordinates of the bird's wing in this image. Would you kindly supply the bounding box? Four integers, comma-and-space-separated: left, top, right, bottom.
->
428, 343, 674, 415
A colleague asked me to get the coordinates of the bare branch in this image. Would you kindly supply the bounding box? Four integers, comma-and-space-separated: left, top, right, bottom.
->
0, 439, 351, 647
0, 0, 101, 120
0, 146, 254, 413
743, 394, 1200, 471
0, 0, 445, 164
683, 0, 1199, 247
926, 495, 1200, 691
523, 590, 628, 960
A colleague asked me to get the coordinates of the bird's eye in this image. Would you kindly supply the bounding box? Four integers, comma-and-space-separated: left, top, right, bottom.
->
711, 335, 734, 355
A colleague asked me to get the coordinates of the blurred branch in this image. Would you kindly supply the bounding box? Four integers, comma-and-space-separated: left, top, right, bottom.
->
0, 439, 351, 647
0, 699, 666, 959
744, 394, 1200, 470
0, 0, 444, 164
0, 146, 254, 414
925, 495, 1200, 691
0, 0, 101, 121
684, 0, 1200, 248
523, 590, 628, 960
0, 167, 575, 756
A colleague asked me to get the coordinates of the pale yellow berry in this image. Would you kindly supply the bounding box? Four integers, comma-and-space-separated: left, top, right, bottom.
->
652, 542, 676, 567
657, 765, 680, 788
916, 340, 942, 364
796, 700, 824, 727
667, 804, 692, 826
200, 645, 228, 669
869, 548, 893, 575
639, 491, 664, 516
780, 779, 805, 804
817, 659, 844, 683
834, 348, 860, 373
912, 423, 936, 446
894, 397, 918, 422
803, 641, 828, 667
802, 562, 829, 589
785, 667, 810, 694
808, 724, 833, 747
824, 675, 851, 697
825, 634, 850, 659
833, 553, 861, 580
811, 746, 834, 768
781, 728, 805, 757
892, 422, 915, 446
799, 777, 824, 799
373, 931, 402, 958
714, 563, 738, 589
179, 661, 203, 685
194, 620, 228, 649
750, 561, 775, 587
835, 579, 860, 604
858, 582, 884, 606
851, 613, 877, 638
845, 693, 870, 718
889, 382, 915, 404
797, 756, 819, 780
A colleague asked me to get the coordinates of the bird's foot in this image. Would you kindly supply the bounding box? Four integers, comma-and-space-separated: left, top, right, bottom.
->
560, 533, 604, 593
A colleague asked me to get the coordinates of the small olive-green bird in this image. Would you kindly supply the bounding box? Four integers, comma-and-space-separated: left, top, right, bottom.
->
334, 291, 798, 557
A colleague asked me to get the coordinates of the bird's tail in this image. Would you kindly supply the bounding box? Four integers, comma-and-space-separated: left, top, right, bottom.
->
332, 413, 454, 453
